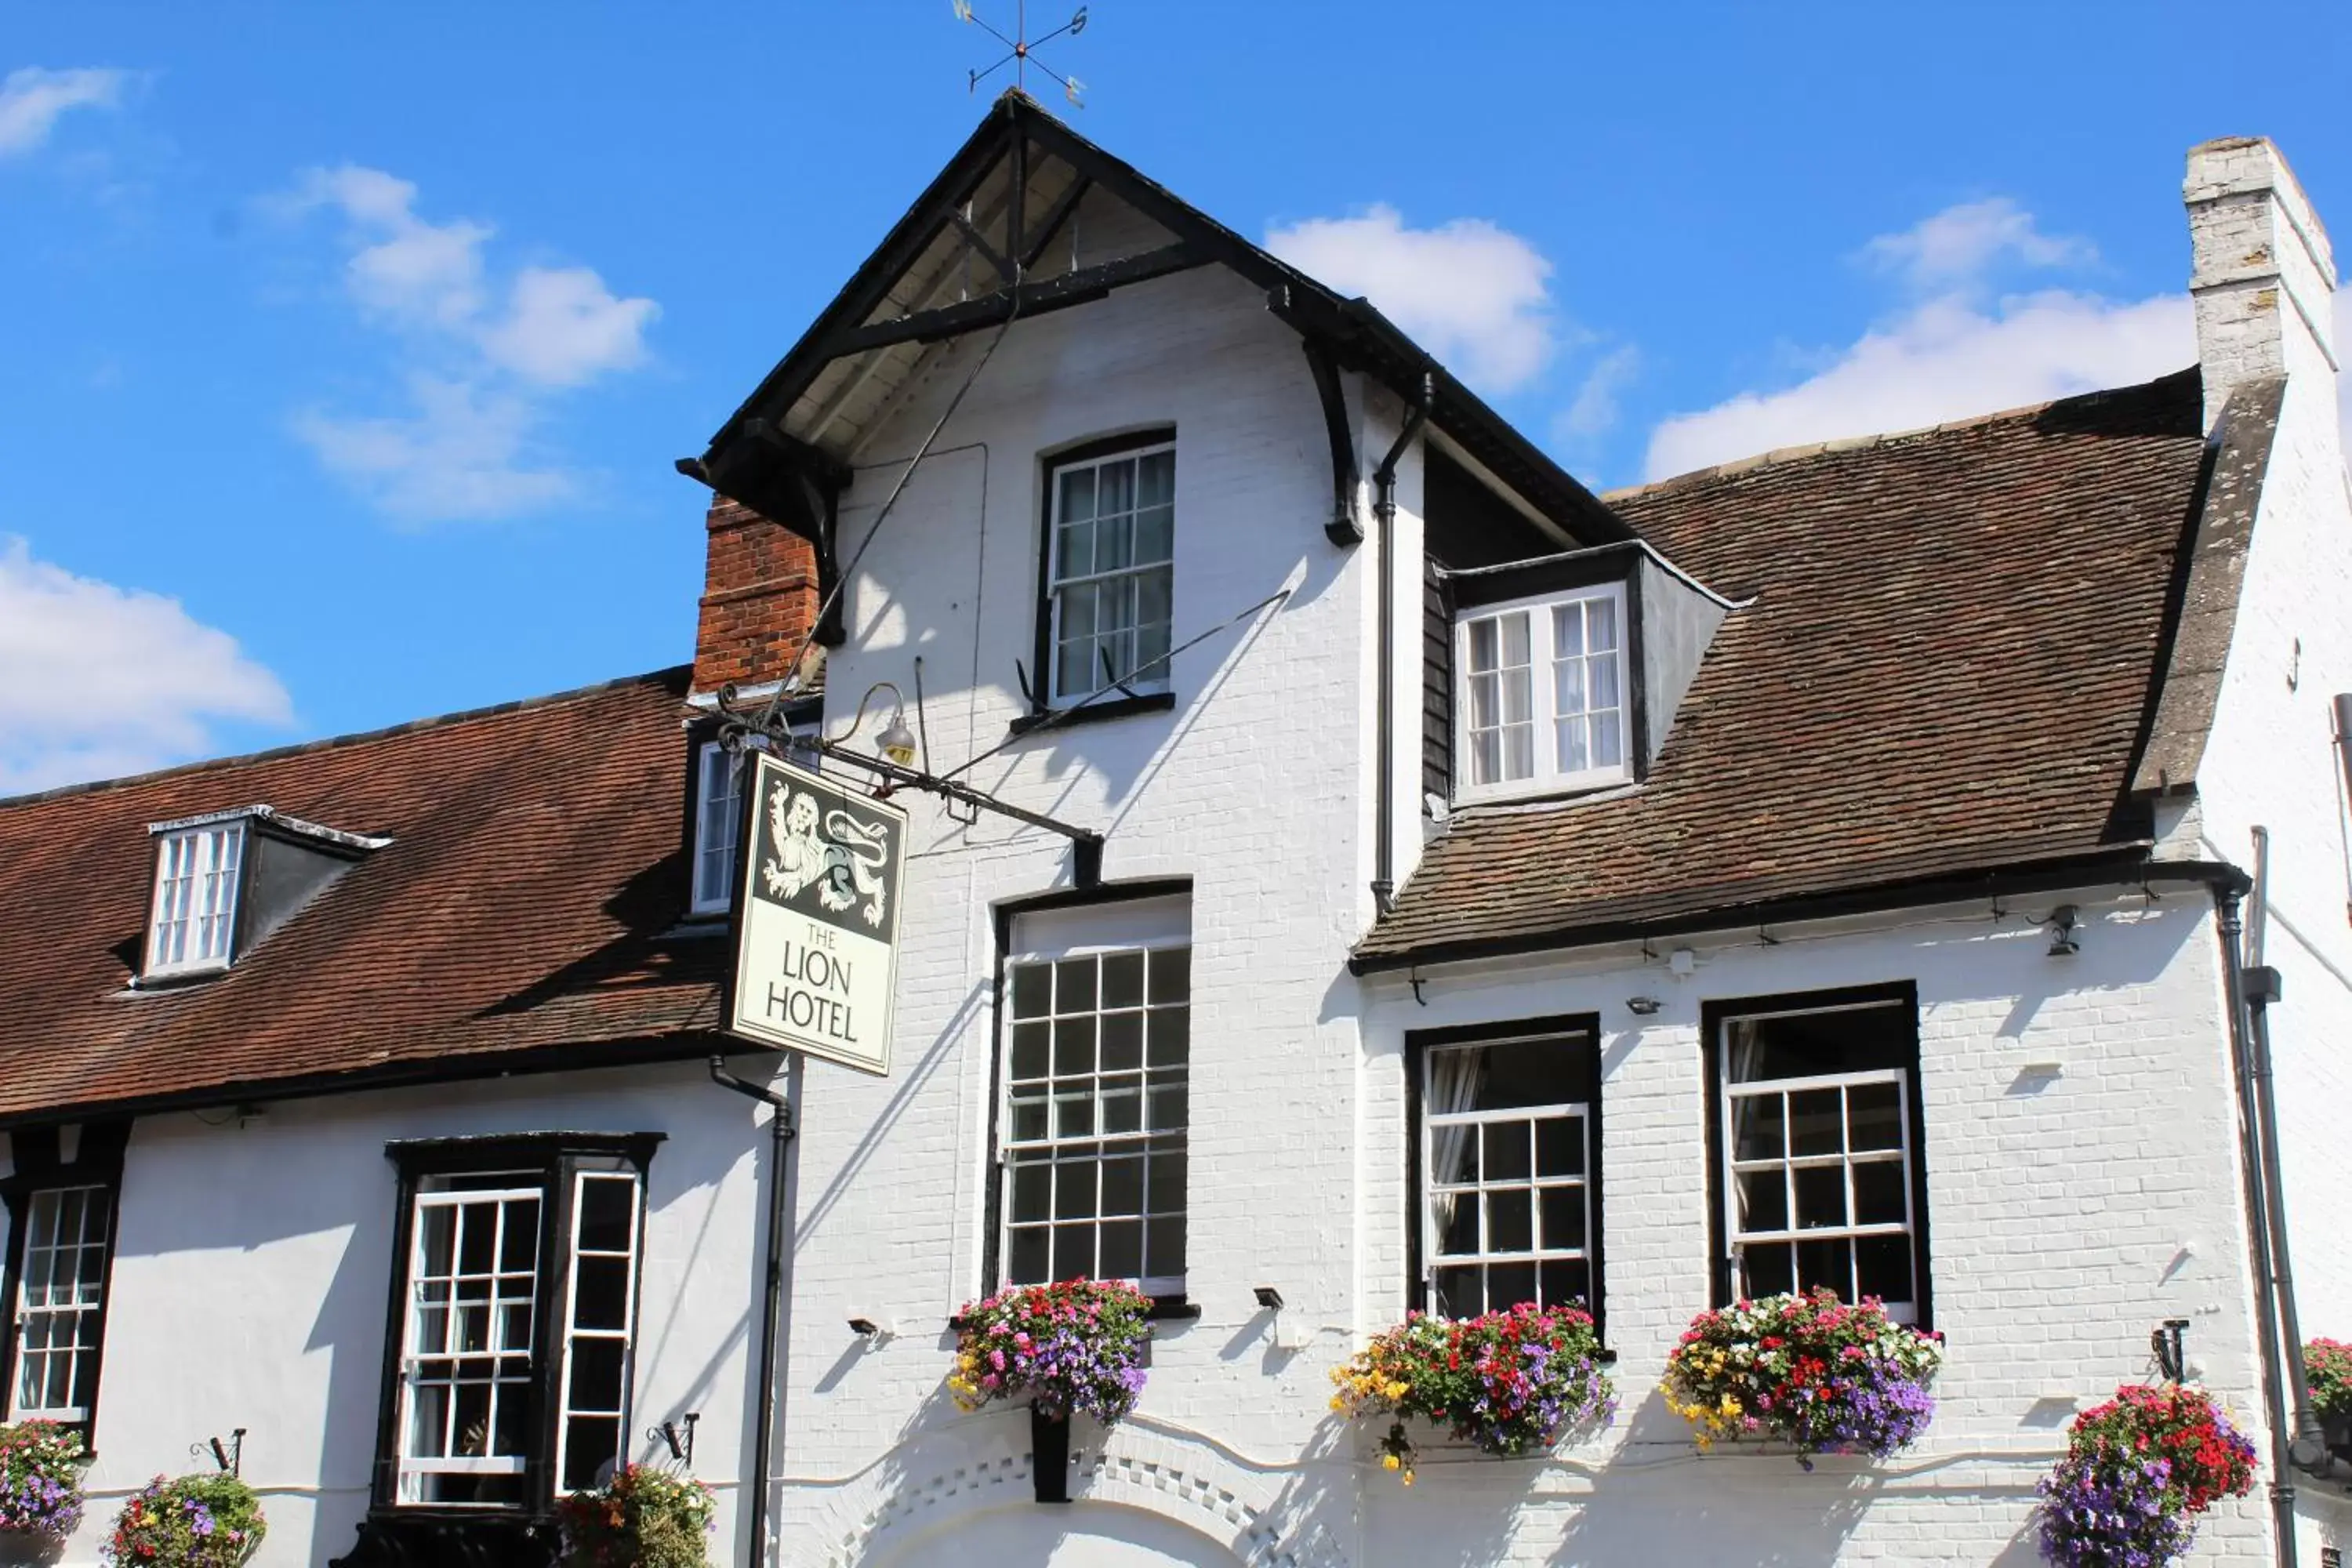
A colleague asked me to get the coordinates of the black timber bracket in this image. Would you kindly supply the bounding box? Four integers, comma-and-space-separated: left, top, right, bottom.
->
822, 242, 1207, 358
1297, 328, 1361, 546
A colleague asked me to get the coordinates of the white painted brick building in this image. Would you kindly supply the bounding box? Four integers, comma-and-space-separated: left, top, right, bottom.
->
2, 100, 2347, 1568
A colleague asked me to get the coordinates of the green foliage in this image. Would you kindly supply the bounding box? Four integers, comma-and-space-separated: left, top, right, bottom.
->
557, 1465, 716, 1568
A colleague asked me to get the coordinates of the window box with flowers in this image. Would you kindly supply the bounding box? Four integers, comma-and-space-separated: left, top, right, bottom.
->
103, 1473, 267, 1567
1662, 1290, 1942, 1466
2033, 1383, 2256, 1566
555, 1465, 715, 1568
2307, 1338, 2352, 1465
1330, 1303, 1615, 1484
948, 1279, 1153, 1504
0, 1422, 86, 1564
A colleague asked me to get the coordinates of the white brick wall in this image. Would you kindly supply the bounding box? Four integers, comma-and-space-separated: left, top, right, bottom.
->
0, 1058, 782, 1568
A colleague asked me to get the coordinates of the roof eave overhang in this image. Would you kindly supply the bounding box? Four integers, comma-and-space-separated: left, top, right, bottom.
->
1348, 844, 2245, 975
688, 91, 1631, 551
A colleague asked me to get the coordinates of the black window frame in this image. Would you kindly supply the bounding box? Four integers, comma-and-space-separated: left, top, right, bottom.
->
0, 1120, 129, 1451
1700, 981, 1933, 1327
367, 1132, 662, 1519
1403, 1015, 1606, 1337
981, 880, 1200, 1321
1020, 427, 1181, 733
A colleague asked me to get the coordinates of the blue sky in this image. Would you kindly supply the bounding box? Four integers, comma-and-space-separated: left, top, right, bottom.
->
4, 1, 2348, 793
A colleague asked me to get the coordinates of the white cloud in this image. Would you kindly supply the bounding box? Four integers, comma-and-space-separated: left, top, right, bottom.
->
1642, 198, 2198, 481
280, 165, 657, 521
481, 266, 658, 387
0, 67, 126, 157
1860, 197, 2096, 289
1555, 346, 1642, 443
0, 537, 292, 795
1266, 205, 1559, 394
294, 376, 575, 522
1645, 290, 2192, 480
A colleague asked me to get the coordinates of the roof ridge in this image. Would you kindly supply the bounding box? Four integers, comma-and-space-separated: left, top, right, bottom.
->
0, 665, 692, 814
1602, 366, 2201, 503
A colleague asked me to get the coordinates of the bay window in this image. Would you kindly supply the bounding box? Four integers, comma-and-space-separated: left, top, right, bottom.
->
374, 1135, 658, 1515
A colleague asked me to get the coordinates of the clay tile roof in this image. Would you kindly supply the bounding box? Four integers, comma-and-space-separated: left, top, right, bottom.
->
1357, 368, 2216, 968
0, 667, 728, 1124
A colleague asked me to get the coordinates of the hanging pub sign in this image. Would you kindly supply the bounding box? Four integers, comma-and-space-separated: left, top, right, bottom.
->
726, 750, 906, 1076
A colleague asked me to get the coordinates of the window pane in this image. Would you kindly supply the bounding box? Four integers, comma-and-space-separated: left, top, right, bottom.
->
1145, 1150, 1185, 1214
1147, 946, 1189, 1004
1100, 1156, 1145, 1216
1098, 456, 1135, 519
1796, 1236, 1854, 1298
1792, 1167, 1848, 1229
1146, 1083, 1186, 1132
1009, 1227, 1049, 1284
1010, 963, 1051, 1020
1098, 1221, 1143, 1281
1054, 1162, 1097, 1220
1436, 1195, 1479, 1257
1054, 957, 1098, 1014
1135, 506, 1174, 567
1486, 1261, 1536, 1312
1592, 704, 1623, 768
1099, 1011, 1142, 1070
1736, 1168, 1788, 1234
1146, 1007, 1188, 1065
1481, 1122, 1531, 1182
1853, 1160, 1908, 1226
1499, 612, 1530, 667
572, 1257, 630, 1330
1553, 602, 1584, 658
1856, 1233, 1915, 1305
1540, 1187, 1585, 1252
1011, 1022, 1051, 1080
1788, 1089, 1844, 1156
1010, 1095, 1049, 1142
1144, 1217, 1185, 1281
1100, 1077, 1142, 1134
1101, 952, 1145, 1008
1468, 618, 1498, 673
1534, 1116, 1584, 1177
1058, 467, 1097, 528
1556, 717, 1589, 775
1434, 1266, 1482, 1318
1556, 655, 1587, 718
1054, 1015, 1096, 1075
1741, 1243, 1795, 1299
1504, 724, 1534, 781
1539, 1257, 1591, 1312
1588, 596, 1617, 652
1589, 652, 1621, 711
1137, 449, 1174, 510
1848, 1083, 1904, 1151
1732, 1093, 1785, 1161
1011, 1162, 1050, 1223
566, 1339, 626, 1411
563, 1418, 622, 1492
1501, 666, 1532, 725
1486, 1189, 1533, 1253
1053, 1224, 1093, 1282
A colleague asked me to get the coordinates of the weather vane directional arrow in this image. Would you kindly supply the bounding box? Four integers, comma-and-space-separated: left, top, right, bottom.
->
954, 0, 1088, 107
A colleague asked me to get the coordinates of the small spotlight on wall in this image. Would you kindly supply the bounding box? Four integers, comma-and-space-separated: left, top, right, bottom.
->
1253, 1286, 1284, 1312
2047, 906, 2081, 958
1626, 996, 1662, 1017
848, 1317, 880, 1337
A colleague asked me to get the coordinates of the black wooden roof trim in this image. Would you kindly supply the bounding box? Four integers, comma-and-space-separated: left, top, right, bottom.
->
697, 90, 1630, 548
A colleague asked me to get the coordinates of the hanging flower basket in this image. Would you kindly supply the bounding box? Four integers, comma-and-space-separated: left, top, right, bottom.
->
1330, 1303, 1615, 1484
103, 1473, 267, 1567
2034, 1384, 2256, 1566
556, 1465, 717, 1568
949, 1278, 1154, 1503
2307, 1338, 2352, 1460
1662, 1289, 1942, 1466
0, 1422, 87, 1556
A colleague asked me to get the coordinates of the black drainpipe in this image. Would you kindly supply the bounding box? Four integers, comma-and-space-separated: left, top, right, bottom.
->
1368, 374, 1432, 916
2214, 887, 2302, 1568
2246, 829, 2328, 1478
710, 1054, 794, 1568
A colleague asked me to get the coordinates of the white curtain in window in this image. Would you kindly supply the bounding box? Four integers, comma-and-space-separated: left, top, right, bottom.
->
1425, 1047, 1488, 1238
1726, 1019, 1769, 1233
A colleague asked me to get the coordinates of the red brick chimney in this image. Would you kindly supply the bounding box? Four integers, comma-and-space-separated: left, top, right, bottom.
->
692, 495, 822, 698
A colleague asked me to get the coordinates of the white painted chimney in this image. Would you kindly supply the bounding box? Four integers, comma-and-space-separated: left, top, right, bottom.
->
2183, 136, 2339, 430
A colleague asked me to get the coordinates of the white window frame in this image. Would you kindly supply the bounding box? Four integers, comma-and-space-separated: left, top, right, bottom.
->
1453, 583, 1632, 804
1418, 1036, 1595, 1319
999, 897, 1191, 1299
1716, 999, 1922, 1323
691, 740, 742, 916
392, 1181, 543, 1508
7, 1185, 112, 1424
145, 822, 246, 977
552, 1169, 643, 1495
1044, 437, 1177, 707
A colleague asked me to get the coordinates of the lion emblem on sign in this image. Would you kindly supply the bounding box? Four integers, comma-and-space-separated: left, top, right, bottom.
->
761, 785, 891, 927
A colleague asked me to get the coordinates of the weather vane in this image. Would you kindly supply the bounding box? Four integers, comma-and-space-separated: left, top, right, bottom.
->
953, 0, 1088, 107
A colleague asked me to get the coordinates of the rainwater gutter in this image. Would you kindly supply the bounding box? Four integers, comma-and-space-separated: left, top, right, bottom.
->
709, 1054, 794, 1568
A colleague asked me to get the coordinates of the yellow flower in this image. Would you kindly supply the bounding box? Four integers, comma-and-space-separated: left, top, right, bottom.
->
1381, 1454, 1399, 1471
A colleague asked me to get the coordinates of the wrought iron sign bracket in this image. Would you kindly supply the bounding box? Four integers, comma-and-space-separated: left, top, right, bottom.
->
722, 718, 1105, 887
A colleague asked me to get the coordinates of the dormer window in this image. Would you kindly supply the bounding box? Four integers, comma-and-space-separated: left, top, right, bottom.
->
146, 821, 245, 976
140, 805, 386, 983
691, 740, 743, 915
1456, 584, 1628, 802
